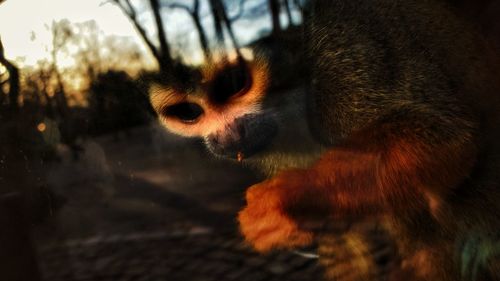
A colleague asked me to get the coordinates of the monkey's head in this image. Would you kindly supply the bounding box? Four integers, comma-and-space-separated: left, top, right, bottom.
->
150, 54, 323, 175
150, 57, 282, 161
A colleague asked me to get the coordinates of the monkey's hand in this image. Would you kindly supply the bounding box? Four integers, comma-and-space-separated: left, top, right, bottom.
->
238, 173, 316, 252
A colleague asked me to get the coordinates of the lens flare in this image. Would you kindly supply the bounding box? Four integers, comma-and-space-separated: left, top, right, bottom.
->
37, 122, 46, 132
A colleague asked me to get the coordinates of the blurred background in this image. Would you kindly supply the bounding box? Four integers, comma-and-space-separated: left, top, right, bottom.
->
1, 0, 499, 280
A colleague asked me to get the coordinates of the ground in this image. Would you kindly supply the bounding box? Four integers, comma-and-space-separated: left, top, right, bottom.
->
33, 123, 325, 281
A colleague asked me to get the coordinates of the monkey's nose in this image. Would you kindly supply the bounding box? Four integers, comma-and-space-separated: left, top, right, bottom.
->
161, 102, 204, 123
205, 113, 278, 160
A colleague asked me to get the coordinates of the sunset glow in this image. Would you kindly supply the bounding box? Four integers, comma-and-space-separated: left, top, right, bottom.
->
0, 0, 146, 67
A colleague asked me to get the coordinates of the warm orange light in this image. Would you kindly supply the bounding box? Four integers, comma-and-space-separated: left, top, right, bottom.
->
237, 151, 244, 162
37, 122, 46, 132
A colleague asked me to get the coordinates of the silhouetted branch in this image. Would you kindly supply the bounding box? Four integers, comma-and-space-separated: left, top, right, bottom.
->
168, 0, 211, 61
207, 0, 241, 59
149, 0, 173, 72
49, 22, 71, 116
283, 0, 294, 26
112, 0, 162, 67
268, 0, 282, 34
168, 3, 191, 12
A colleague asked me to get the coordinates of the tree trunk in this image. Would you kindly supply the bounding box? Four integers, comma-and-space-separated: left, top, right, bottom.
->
208, 0, 226, 45
193, 0, 211, 62
0, 37, 19, 112
218, 0, 240, 52
169, 1, 212, 62
53, 69, 68, 117
114, 0, 164, 71
208, 0, 241, 59
149, 0, 174, 74
283, 0, 294, 26
193, 16, 211, 62
268, 0, 282, 35
50, 46, 68, 117
6, 65, 19, 111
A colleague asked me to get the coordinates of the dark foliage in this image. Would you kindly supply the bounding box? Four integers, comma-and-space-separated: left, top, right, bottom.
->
88, 70, 154, 136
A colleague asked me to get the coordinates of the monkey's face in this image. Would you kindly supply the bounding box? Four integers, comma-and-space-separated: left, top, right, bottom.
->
150, 58, 278, 160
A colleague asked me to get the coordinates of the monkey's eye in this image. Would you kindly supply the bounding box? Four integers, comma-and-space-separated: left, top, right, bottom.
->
210, 63, 251, 104
161, 102, 204, 123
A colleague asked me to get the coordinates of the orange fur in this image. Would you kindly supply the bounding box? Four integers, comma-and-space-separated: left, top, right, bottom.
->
238, 121, 477, 252
149, 59, 269, 138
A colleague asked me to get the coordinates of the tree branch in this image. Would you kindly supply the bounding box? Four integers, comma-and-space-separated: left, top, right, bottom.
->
149, 0, 173, 72
112, 0, 162, 64
168, 0, 211, 62
193, 0, 200, 14
168, 3, 194, 14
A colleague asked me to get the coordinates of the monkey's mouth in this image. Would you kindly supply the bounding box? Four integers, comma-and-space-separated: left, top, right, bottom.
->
205, 113, 278, 160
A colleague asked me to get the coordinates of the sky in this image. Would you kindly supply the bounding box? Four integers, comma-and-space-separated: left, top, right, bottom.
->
0, 0, 145, 68
0, 0, 300, 70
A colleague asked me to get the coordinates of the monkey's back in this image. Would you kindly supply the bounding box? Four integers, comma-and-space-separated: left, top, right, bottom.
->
306, 0, 500, 279
307, 0, 500, 140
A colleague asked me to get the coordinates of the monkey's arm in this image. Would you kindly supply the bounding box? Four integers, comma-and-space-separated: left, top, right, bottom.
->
239, 108, 477, 251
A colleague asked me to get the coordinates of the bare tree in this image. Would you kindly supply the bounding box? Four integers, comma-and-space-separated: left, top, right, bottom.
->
149, 0, 173, 71
168, 0, 211, 62
112, 0, 174, 73
207, 0, 241, 58
0, 36, 19, 111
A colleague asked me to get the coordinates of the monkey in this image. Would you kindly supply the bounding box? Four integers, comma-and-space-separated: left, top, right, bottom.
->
149, 0, 500, 280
